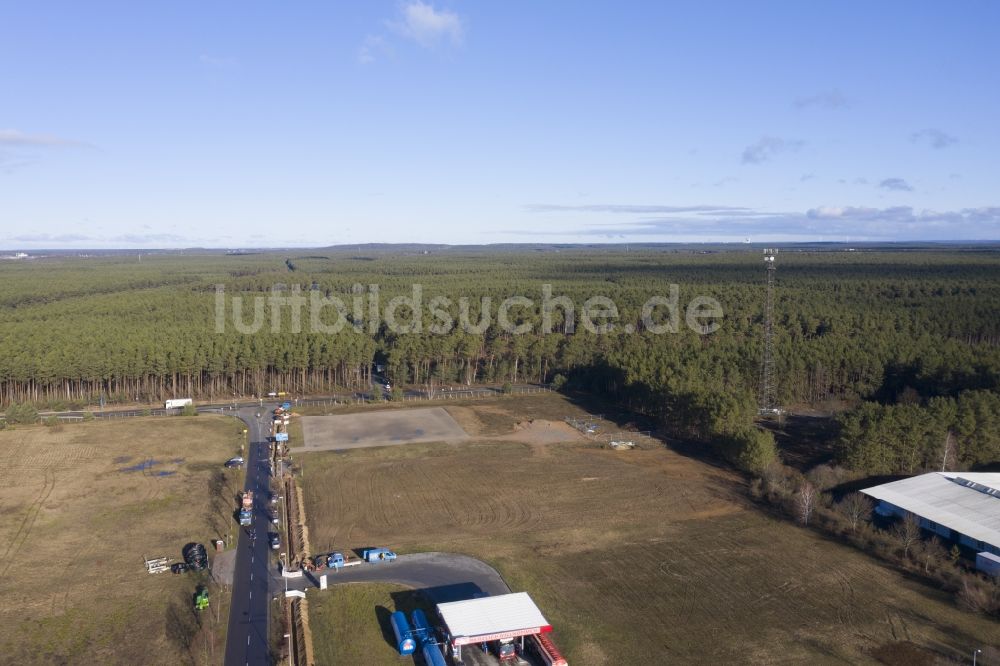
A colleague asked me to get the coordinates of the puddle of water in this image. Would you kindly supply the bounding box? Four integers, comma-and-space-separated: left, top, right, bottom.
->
119, 459, 161, 473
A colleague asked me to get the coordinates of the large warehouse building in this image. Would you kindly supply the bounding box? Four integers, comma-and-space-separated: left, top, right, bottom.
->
861, 472, 1000, 557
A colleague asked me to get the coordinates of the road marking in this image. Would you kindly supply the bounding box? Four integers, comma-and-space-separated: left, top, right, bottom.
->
247, 636, 250, 646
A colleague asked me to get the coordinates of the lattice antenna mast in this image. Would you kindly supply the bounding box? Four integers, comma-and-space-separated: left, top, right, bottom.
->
758, 249, 778, 414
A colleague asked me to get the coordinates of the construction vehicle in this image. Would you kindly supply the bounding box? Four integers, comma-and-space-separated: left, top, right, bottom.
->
194, 586, 209, 611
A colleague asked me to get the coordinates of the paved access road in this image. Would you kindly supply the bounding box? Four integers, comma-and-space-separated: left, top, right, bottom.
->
287, 552, 511, 603
224, 407, 275, 666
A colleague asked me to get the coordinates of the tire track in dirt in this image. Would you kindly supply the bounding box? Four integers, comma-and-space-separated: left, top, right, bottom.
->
0, 468, 56, 578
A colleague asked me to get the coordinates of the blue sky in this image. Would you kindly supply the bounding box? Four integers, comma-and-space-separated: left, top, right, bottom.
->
1, 1, 998, 248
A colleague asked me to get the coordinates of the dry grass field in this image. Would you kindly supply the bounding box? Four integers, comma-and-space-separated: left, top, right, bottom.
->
300, 394, 999, 665
0, 416, 245, 665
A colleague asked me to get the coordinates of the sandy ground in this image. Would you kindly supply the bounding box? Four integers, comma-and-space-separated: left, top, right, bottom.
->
299, 404, 583, 454
212, 548, 236, 585
297, 407, 469, 451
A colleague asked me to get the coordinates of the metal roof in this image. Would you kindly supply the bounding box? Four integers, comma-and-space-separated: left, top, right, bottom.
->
437, 592, 551, 646
861, 472, 1000, 548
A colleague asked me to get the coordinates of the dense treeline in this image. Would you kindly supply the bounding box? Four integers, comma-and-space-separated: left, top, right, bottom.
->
837, 390, 1000, 473
2, 248, 999, 472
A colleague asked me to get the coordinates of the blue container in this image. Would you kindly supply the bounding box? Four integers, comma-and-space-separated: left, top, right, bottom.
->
410, 608, 432, 641
389, 611, 416, 655
422, 643, 447, 666
411, 609, 430, 632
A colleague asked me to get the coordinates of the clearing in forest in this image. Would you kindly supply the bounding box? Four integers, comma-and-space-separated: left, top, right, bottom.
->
299, 393, 1000, 665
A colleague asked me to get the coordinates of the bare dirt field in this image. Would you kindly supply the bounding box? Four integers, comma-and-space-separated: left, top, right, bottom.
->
0, 416, 244, 665
297, 407, 469, 452
300, 394, 999, 665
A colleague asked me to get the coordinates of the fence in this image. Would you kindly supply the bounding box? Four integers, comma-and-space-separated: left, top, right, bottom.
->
296, 385, 553, 408
2, 385, 555, 423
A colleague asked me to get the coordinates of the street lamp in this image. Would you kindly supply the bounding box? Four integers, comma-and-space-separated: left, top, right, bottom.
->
973, 648, 981, 666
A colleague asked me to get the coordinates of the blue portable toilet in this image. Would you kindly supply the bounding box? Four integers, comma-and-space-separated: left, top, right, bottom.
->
389, 611, 416, 655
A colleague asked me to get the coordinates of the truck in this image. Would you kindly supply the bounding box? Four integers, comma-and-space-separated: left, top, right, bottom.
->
194, 586, 210, 611
165, 398, 193, 409
310, 552, 361, 571
362, 547, 397, 563
238, 491, 254, 525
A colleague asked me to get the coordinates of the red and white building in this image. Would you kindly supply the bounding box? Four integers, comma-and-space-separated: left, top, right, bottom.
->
436, 592, 567, 665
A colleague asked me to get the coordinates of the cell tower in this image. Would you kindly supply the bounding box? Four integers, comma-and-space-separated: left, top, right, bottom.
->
758, 249, 778, 414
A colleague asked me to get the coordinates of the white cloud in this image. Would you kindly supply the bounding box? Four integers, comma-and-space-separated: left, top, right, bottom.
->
523, 204, 1000, 241
879, 177, 913, 192
390, 1, 463, 47
0, 129, 87, 148
741, 136, 804, 165
911, 128, 957, 150
358, 34, 393, 64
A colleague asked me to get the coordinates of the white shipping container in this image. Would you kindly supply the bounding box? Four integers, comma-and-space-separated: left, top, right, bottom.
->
165, 398, 193, 409
976, 552, 1000, 576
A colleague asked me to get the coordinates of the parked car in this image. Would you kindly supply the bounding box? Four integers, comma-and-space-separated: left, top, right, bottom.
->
362, 547, 397, 563
269, 533, 280, 550
171, 562, 189, 574
225, 456, 244, 468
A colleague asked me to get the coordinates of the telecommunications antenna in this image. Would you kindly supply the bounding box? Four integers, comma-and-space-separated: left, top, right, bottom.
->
758, 249, 778, 414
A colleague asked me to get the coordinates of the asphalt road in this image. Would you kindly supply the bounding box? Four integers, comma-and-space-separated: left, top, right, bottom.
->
224, 407, 275, 666
288, 552, 511, 603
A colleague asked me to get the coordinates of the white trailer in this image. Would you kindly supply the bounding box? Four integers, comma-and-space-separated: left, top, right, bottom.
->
165, 398, 193, 409
977, 551, 1000, 577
